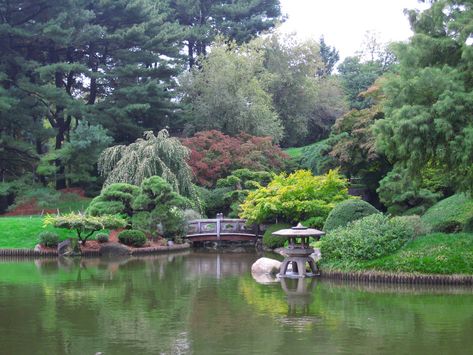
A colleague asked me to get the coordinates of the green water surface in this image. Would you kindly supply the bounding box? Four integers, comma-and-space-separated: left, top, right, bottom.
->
0, 252, 472, 355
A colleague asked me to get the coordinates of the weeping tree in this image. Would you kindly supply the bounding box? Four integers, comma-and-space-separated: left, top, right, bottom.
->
98, 130, 195, 198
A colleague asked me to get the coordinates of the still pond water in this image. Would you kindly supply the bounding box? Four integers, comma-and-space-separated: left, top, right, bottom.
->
0, 251, 472, 355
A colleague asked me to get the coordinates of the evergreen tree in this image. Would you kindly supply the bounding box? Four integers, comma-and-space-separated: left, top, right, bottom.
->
0, 0, 184, 188
317, 36, 340, 77
375, 0, 473, 191
169, 0, 282, 67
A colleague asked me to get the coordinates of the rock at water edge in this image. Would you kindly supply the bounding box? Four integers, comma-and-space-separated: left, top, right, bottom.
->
251, 257, 281, 276
58, 239, 73, 256
99, 242, 130, 257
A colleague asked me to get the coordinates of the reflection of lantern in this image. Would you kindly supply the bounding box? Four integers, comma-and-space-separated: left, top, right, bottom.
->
272, 223, 324, 278
280, 277, 317, 316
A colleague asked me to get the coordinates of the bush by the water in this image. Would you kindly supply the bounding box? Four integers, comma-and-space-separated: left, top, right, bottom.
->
96, 233, 109, 243
323, 199, 379, 232
118, 230, 147, 247
421, 194, 473, 233
38, 231, 59, 248
320, 214, 415, 263
262, 223, 291, 249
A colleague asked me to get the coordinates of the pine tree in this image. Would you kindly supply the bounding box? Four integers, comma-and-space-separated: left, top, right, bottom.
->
375, 0, 473, 191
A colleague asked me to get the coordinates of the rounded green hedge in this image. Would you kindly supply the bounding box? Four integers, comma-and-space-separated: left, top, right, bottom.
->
118, 230, 147, 247
421, 194, 473, 233
323, 199, 379, 232
38, 231, 59, 248
262, 223, 292, 249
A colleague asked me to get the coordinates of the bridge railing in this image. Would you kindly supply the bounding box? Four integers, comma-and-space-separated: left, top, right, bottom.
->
186, 218, 258, 238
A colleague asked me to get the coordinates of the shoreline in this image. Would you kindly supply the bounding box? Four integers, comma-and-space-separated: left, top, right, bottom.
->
0, 242, 191, 258
320, 269, 473, 285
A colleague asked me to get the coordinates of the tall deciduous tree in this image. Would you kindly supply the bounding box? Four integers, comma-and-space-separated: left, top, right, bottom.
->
375, 0, 473, 192
263, 34, 347, 146
179, 40, 283, 141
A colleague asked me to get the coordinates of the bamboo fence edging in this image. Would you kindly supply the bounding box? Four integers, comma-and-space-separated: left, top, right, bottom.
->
320, 269, 473, 285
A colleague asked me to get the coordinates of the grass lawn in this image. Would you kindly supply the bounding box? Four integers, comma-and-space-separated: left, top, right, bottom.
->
283, 142, 317, 159
321, 233, 473, 275
0, 216, 106, 249
54, 194, 91, 213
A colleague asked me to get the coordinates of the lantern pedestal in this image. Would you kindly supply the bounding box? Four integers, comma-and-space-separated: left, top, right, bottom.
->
278, 246, 318, 278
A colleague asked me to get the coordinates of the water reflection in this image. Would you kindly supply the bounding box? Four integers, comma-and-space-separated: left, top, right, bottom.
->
280, 278, 316, 315
0, 253, 472, 355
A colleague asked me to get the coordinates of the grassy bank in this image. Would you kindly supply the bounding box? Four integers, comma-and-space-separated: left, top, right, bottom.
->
0, 216, 109, 249
321, 233, 473, 275
0, 216, 76, 248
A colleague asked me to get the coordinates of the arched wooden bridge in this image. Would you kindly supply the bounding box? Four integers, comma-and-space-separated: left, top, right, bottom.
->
186, 218, 260, 243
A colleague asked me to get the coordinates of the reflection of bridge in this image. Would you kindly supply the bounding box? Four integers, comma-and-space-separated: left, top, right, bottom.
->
186, 218, 259, 243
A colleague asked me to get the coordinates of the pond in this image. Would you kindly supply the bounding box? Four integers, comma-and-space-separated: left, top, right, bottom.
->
0, 252, 472, 354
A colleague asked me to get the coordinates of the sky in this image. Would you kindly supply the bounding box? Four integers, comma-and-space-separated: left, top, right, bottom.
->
278, 0, 429, 59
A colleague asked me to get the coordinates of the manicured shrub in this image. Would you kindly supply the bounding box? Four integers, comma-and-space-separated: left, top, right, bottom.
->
320, 214, 415, 262
38, 231, 59, 248
86, 183, 140, 218
131, 176, 191, 238
96, 233, 109, 243
262, 223, 292, 249
421, 194, 473, 233
118, 230, 147, 247
323, 199, 379, 232
391, 215, 430, 238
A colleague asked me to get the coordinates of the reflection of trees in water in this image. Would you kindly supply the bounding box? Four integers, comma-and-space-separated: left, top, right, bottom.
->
0, 253, 195, 354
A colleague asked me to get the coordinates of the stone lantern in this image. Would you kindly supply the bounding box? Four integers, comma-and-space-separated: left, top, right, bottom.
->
272, 223, 324, 278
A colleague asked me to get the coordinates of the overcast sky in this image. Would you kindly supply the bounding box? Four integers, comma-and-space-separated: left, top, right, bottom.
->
278, 0, 429, 59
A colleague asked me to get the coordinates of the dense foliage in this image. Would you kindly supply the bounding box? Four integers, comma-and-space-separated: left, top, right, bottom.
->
216, 169, 273, 218
375, 0, 473, 192
240, 170, 352, 226
182, 130, 287, 187
132, 176, 191, 238
87, 176, 193, 239
98, 130, 196, 198
377, 166, 443, 215
179, 41, 283, 141
323, 199, 379, 232
262, 223, 291, 249
320, 213, 416, 263
0, 0, 184, 189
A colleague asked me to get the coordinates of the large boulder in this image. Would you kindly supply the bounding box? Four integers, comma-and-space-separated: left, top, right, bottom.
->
99, 243, 130, 257
251, 257, 281, 276
57, 239, 73, 256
